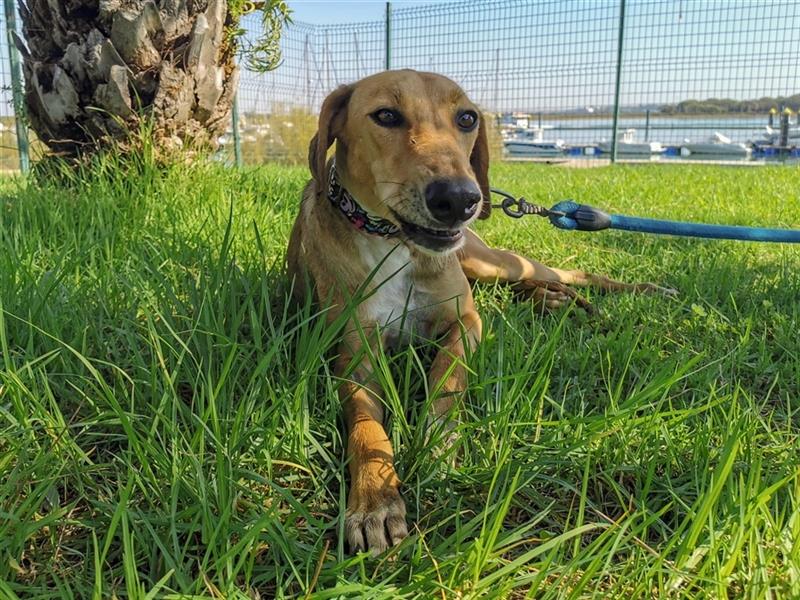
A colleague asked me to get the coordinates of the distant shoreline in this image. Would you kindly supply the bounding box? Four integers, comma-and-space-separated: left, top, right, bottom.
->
497, 112, 775, 121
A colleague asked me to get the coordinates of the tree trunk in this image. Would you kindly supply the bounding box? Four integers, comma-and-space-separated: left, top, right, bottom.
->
18, 0, 239, 156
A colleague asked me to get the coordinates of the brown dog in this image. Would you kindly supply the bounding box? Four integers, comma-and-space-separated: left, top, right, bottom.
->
288, 70, 668, 555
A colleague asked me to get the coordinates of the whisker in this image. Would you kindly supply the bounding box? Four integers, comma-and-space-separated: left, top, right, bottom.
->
379, 192, 404, 206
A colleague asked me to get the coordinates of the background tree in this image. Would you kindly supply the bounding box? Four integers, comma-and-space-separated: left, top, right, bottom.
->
17, 0, 289, 157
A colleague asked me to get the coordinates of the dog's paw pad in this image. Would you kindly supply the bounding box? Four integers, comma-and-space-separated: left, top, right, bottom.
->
346, 489, 408, 555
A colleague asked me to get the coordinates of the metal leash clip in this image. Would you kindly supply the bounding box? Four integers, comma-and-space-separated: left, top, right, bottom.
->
489, 188, 565, 219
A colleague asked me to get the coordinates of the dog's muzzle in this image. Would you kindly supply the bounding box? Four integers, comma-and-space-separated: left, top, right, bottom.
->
424, 178, 482, 227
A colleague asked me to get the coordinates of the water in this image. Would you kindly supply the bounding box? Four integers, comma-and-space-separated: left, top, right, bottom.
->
509, 116, 799, 162
526, 116, 779, 145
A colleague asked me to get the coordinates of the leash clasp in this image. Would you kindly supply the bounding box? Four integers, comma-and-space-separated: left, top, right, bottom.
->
490, 188, 564, 219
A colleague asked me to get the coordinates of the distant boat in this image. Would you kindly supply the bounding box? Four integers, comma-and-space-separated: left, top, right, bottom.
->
503, 127, 566, 156
597, 129, 663, 155
680, 132, 751, 157
757, 125, 800, 145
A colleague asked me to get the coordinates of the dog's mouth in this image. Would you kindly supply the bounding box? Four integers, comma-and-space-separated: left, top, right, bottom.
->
394, 216, 464, 252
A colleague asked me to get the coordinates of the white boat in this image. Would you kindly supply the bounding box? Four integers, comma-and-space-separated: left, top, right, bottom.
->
756, 125, 800, 145
597, 129, 663, 155
503, 127, 566, 156
680, 132, 751, 157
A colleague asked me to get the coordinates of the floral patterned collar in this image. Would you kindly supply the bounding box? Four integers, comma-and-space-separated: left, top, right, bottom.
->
327, 163, 401, 237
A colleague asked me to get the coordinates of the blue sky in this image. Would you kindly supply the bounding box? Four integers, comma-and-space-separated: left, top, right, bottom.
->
289, 1, 437, 25
238, 0, 799, 116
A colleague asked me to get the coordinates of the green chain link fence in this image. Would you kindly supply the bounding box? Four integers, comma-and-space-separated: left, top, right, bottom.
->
2, 1, 798, 171
233, 0, 800, 166
0, 0, 28, 172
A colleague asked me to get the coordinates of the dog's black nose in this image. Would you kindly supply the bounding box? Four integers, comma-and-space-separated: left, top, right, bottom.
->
424, 178, 482, 226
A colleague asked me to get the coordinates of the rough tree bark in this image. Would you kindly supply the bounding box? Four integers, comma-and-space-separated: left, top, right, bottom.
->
17, 0, 238, 155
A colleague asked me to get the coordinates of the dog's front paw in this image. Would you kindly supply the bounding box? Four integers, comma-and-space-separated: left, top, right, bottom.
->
346, 482, 408, 555
513, 279, 594, 314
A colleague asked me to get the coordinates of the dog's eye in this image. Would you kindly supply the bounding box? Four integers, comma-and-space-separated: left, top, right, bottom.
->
372, 109, 403, 127
456, 111, 478, 131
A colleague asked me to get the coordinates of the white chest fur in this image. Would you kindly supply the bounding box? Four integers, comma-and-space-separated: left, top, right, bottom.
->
354, 236, 429, 341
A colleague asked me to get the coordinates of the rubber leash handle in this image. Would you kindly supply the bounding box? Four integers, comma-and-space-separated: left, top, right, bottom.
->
550, 200, 612, 231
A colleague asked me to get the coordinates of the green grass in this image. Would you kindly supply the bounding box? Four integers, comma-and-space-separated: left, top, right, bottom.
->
1, 157, 799, 598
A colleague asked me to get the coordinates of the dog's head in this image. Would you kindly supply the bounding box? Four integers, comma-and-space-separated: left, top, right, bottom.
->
309, 69, 490, 254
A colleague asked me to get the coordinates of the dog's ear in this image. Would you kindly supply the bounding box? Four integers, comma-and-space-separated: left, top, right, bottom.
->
471, 112, 491, 219
308, 84, 353, 192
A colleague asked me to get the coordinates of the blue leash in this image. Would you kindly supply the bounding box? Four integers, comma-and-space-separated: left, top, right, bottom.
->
491, 189, 800, 244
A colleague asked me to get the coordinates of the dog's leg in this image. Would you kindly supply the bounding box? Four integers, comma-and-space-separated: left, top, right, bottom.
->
338, 350, 408, 555
425, 309, 482, 449
460, 229, 675, 309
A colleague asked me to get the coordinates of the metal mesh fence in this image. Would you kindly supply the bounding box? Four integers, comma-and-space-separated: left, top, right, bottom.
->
235, 17, 386, 164
1, 1, 798, 169
617, 0, 800, 150
0, 5, 24, 172
233, 0, 800, 166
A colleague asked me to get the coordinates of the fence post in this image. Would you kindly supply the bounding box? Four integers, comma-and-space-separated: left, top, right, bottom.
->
779, 108, 791, 148
610, 0, 626, 164
231, 92, 243, 167
385, 2, 391, 70
3, 0, 30, 173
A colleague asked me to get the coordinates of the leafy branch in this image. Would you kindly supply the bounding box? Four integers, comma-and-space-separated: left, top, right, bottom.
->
228, 0, 293, 73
